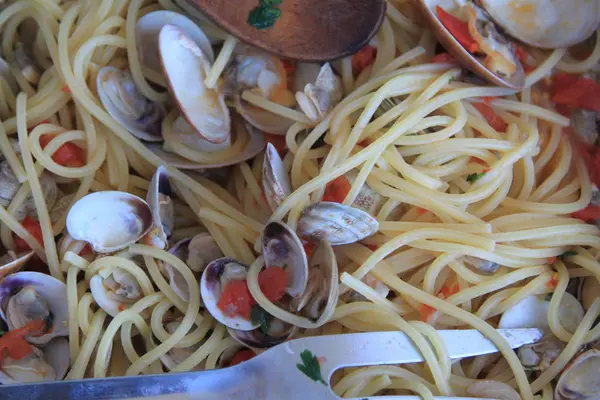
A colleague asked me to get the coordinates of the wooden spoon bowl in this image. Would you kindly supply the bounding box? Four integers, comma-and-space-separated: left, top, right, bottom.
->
417, 0, 525, 90
183, 0, 386, 61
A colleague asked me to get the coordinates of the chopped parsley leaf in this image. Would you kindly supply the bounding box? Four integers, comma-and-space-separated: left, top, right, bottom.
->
297, 349, 327, 385
466, 172, 485, 182
248, 1, 283, 30
261, 0, 282, 5
559, 250, 577, 260
250, 305, 269, 335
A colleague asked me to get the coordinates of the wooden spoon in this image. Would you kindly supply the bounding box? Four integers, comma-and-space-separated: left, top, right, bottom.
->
416, 0, 525, 90
183, 0, 386, 61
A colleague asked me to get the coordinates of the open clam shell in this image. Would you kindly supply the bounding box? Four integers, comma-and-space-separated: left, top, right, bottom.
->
146, 116, 265, 170
578, 276, 599, 310
297, 202, 379, 246
227, 322, 297, 350
296, 63, 343, 122
0, 272, 68, 345
478, 0, 600, 49
159, 24, 230, 144
0, 251, 33, 280
96, 67, 163, 142
290, 239, 339, 325
200, 258, 259, 331
498, 293, 584, 333
234, 95, 294, 135
66, 191, 153, 253
136, 10, 214, 73
164, 233, 223, 302
145, 166, 174, 249
0, 337, 69, 384
261, 222, 309, 298
417, 0, 525, 89
90, 268, 144, 317
555, 348, 600, 400
262, 143, 292, 211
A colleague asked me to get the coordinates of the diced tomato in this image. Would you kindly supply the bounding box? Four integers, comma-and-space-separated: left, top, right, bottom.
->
258, 267, 288, 303
228, 349, 256, 367
281, 59, 295, 76
431, 52, 458, 64
357, 139, 371, 147
546, 256, 557, 265
352, 45, 377, 76
471, 157, 487, 165
419, 283, 459, 323
79, 244, 93, 256
323, 175, 352, 203
514, 45, 528, 64
13, 216, 43, 252
419, 303, 438, 322
366, 244, 379, 252
436, 6, 479, 53
416, 207, 428, 216
551, 73, 600, 113
473, 102, 507, 132
0, 319, 45, 362
439, 283, 460, 298
61, 86, 71, 94
302, 241, 316, 258
39, 134, 86, 167
217, 280, 257, 320
523, 64, 536, 74
263, 133, 287, 157
545, 272, 559, 289
572, 204, 600, 222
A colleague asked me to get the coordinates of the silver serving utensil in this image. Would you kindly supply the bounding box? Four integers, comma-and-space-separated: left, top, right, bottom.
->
0, 328, 541, 399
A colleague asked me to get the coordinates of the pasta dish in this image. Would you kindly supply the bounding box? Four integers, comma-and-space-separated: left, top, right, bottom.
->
0, 0, 599, 399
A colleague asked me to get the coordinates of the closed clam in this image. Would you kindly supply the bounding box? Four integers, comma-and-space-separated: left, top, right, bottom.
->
297, 202, 379, 245
136, 10, 214, 74
555, 348, 600, 400
476, 0, 600, 49
0, 272, 68, 345
89, 268, 143, 317
165, 233, 223, 302
97, 66, 163, 142
145, 166, 175, 249
262, 143, 292, 211
261, 221, 309, 298
66, 191, 153, 253
159, 24, 230, 144
0, 250, 33, 280
295, 63, 343, 122
0, 337, 69, 384
518, 334, 565, 371
201, 257, 259, 331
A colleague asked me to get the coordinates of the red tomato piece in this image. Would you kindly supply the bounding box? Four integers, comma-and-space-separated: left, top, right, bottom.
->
322, 176, 352, 204
352, 45, 377, 76
431, 52, 458, 64
217, 280, 257, 320
258, 267, 288, 303
263, 133, 287, 157
436, 6, 479, 53
39, 134, 86, 167
14, 216, 43, 252
228, 349, 256, 367
473, 102, 507, 132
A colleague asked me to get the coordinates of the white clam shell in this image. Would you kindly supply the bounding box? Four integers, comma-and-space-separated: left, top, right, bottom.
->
89, 268, 143, 317
66, 191, 153, 253
262, 143, 291, 211
200, 258, 259, 331
498, 293, 584, 333
96, 67, 163, 142
136, 10, 214, 74
234, 95, 294, 135
0, 337, 69, 384
261, 221, 308, 298
0, 251, 33, 280
145, 166, 174, 249
0, 272, 68, 345
297, 202, 379, 245
159, 24, 230, 144
478, 0, 600, 49
227, 323, 297, 350
555, 348, 600, 400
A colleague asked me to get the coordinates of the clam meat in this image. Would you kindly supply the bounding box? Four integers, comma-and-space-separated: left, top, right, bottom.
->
90, 268, 143, 317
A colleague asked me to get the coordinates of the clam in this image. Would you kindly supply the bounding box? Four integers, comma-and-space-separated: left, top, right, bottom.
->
498, 293, 584, 333
146, 115, 265, 170
66, 191, 153, 253
297, 202, 379, 245
159, 24, 230, 144
164, 116, 232, 154
555, 348, 600, 400
97, 67, 163, 142
225, 48, 295, 135
0, 162, 58, 221
289, 240, 339, 324
0, 338, 69, 384
89, 268, 143, 317
476, 0, 600, 49
261, 222, 309, 298
518, 334, 565, 371
159, 320, 202, 370
145, 166, 175, 249
165, 233, 223, 302
227, 319, 297, 349
14, 41, 40, 85
578, 276, 599, 310
295, 63, 343, 122
262, 143, 292, 211
0, 272, 68, 345
200, 258, 259, 331
344, 170, 384, 215
0, 251, 33, 280
463, 255, 500, 275
136, 10, 214, 74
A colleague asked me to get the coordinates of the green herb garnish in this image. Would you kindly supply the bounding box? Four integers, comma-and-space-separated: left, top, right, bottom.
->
248, 0, 283, 30
466, 172, 485, 182
559, 250, 577, 260
282, 264, 288, 270
297, 349, 327, 385
544, 293, 553, 301
251, 305, 269, 335
0, 330, 4, 337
